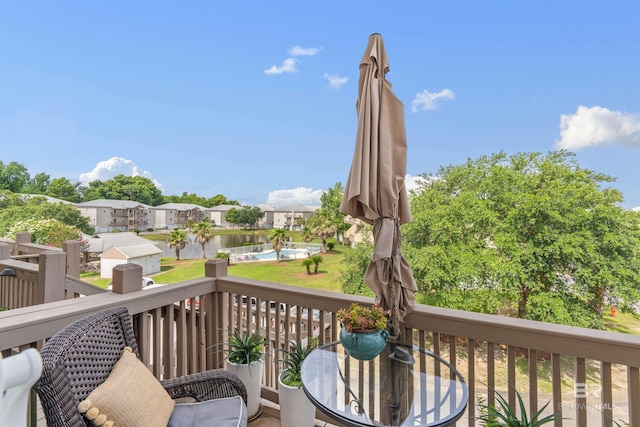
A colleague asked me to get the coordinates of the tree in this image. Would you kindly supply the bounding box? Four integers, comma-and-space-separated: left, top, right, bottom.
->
23, 172, 51, 194
207, 194, 230, 207
79, 180, 106, 201
164, 192, 208, 206
302, 258, 313, 275
216, 251, 230, 266
320, 182, 350, 241
403, 151, 640, 328
310, 254, 323, 274
168, 229, 188, 260
307, 209, 337, 253
193, 219, 215, 258
301, 226, 313, 243
0, 195, 92, 237
4, 218, 81, 247
89, 174, 164, 205
340, 235, 376, 297
237, 206, 263, 229
225, 208, 240, 228
47, 177, 81, 202
269, 228, 287, 262
0, 161, 30, 193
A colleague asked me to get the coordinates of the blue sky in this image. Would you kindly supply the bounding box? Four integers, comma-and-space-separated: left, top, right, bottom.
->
1, 0, 639, 209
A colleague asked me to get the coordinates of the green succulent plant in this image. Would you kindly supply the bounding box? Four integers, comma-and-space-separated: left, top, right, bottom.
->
337, 303, 389, 332
224, 329, 266, 365
477, 387, 560, 427
279, 336, 317, 388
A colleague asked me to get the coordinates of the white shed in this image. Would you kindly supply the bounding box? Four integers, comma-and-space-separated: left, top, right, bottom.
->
100, 243, 162, 279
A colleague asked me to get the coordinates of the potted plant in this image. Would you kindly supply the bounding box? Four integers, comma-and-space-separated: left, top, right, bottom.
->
224, 329, 266, 420
337, 303, 389, 360
277, 336, 318, 427
477, 387, 560, 426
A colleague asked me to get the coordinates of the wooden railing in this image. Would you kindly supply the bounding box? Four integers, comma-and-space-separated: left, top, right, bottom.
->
1, 259, 639, 426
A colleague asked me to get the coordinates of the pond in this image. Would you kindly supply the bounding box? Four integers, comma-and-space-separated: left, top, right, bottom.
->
155, 234, 270, 259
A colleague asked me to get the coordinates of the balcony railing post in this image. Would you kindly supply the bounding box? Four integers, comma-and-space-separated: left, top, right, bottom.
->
111, 264, 143, 294
37, 251, 66, 304
62, 240, 80, 278
205, 258, 227, 278
0, 242, 10, 260
15, 232, 31, 256
205, 259, 227, 369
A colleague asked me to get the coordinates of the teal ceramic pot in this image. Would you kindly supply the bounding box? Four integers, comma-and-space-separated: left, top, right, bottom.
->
340, 327, 389, 360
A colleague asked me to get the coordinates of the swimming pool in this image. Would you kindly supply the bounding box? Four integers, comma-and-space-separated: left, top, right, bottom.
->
249, 248, 309, 260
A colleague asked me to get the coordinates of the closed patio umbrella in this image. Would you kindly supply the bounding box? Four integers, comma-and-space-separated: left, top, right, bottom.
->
340, 33, 418, 339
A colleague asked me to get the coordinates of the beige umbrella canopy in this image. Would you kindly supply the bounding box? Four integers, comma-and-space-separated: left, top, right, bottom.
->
340, 33, 418, 338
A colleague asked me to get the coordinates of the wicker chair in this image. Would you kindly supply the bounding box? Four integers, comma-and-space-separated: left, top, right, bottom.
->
34, 307, 248, 427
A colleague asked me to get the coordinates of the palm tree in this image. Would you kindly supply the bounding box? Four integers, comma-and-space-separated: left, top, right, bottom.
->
269, 228, 287, 262
301, 258, 313, 275
193, 220, 215, 259
168, 229, 188, 260
302, 226, 313, 243
307, 209, 337, 253
310, 254, 323, 274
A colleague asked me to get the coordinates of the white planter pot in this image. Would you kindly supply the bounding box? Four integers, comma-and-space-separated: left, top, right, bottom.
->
227, 360, 263, 420
278, 371, 316, 427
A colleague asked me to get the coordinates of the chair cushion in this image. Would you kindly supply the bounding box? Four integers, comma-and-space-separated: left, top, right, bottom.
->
77, 346, 175, 427
168, 396, 247, 427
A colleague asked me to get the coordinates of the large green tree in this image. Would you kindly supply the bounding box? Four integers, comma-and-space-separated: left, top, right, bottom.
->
0, 195, 93, 236
321, 182, 350, 241
23, 172, 51, 194
47, 177, 82, 202
81, 174, 164, 205
4, 218, 82, 247
403, 151, 640, 328
225, 208, 240, 228
0, 161, 30, 193
236, 206, 263, 229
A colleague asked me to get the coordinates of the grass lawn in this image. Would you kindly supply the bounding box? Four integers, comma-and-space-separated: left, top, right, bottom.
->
80, 240, 640, 336
81, 247, 347, 293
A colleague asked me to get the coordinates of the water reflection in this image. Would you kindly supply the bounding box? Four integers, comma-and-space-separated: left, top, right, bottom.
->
156, 234, 270, 259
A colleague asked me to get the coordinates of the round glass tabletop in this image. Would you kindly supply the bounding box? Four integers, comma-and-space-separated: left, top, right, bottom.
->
301, 341, 468, 427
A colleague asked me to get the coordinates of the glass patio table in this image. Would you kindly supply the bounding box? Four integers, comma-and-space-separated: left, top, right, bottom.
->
301, 341, 468, 427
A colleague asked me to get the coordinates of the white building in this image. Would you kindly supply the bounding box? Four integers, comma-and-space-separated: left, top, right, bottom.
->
100, 243, 162, 279
153, 203, 207, 230
76, 199, 153, 233
272, 203, 315, 230
256, 204, 276, 229
206, 204, 242, 227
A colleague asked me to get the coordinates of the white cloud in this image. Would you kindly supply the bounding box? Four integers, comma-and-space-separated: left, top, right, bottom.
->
404, 175, 422, 193
411, 89, 455, 113
264, 58, 299, 75
555, 105, 640, 150
289, 46, 322, 56
323, 73, 348, 89
79, 157, 163, 191
266, 187, 324, 207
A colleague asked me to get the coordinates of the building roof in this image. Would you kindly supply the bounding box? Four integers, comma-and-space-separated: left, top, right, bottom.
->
101, 243, 162, 259
154, 203, 206, 211
208, 204, 242, 212
82, 232, 153, 253
275, 203, 315, 212
19, 194, 74, 204
76, 199, 152, 209
257, 204, 277, 211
